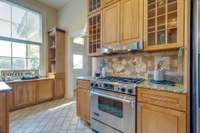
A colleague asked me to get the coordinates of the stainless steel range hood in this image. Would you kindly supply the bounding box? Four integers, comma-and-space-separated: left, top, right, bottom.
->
101, 41, 143, 54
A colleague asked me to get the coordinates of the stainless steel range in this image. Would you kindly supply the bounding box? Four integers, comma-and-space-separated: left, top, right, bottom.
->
90, 76, 144, 133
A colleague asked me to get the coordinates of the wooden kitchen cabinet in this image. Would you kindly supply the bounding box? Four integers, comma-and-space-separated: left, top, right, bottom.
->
88, 11, 102, 55
54, 74, 65, 99
144, 0, 184, 51
102, 1, 120, 48
137, 88, 187, 133
0, 92, 9, 133
7, 84, 14, 110
137, 103, 186, 133
7, 79, 57, 111
14, 82, 37, 109
88, 0, 102, 15
103, 0, 119, 7
76, 79, 91, 123
121, 0, 143, 44
37, 79, 54, 103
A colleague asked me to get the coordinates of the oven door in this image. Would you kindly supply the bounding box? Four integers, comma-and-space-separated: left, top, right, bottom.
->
91, 90, 135, 133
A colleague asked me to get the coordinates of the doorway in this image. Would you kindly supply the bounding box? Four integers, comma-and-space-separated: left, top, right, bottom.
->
69, 35, 90, 98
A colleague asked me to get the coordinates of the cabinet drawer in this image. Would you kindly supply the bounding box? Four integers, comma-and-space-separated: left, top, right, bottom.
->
77, 80, 90, 89
137, 88, 187, 111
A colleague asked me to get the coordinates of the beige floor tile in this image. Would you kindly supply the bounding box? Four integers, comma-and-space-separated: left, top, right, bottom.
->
10, 99, 91, 133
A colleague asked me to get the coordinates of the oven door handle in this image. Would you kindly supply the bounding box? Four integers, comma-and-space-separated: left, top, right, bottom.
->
90, 90, 134, 104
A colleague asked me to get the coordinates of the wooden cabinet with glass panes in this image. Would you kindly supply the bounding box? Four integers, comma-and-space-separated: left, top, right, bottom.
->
88, 0, 102, 15
88, 11, 102, 56
144, 0, 184, 51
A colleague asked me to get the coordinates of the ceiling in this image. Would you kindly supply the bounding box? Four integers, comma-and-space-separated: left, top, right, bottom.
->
38, 0, 71, 9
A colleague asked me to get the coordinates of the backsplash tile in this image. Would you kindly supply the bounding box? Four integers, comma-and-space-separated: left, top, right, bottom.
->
0, 70, 39, 81
96, 51, 183, 83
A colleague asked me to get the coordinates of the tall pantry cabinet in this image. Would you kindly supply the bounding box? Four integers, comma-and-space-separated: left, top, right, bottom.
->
48, 28, 66, 99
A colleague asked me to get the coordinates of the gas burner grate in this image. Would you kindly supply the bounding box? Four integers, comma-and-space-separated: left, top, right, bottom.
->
97, 76, 145, 84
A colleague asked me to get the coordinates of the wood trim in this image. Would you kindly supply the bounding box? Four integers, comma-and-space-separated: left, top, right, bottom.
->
183, 0, 191, 133
177, 0, 184, 47
144, 43, 183, 52
103, 0, 120, 8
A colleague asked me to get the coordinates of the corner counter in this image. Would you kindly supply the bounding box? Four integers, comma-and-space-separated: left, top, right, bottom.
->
0, 82, 12, 133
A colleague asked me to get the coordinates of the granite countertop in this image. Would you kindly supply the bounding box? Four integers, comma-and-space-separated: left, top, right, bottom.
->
76, 76, 186, 94
137, 81, 186, 94
4, 77, 54, 84
76, 76, 93, 81
0, 82, 12, 92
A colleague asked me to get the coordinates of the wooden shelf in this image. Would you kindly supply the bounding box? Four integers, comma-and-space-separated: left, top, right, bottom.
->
48, 27, 65, 74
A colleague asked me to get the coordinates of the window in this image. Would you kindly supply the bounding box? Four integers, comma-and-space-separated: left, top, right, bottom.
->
73, 54, 83, 69
0, 1, 42, 70
73, 37, 84, 45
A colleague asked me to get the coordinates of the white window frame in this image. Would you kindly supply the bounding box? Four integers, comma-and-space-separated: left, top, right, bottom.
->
0, 0, 43, 71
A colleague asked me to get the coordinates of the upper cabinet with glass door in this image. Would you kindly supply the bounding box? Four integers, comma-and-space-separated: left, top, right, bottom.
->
144, 0, 184, 51
88, 0, 102, 15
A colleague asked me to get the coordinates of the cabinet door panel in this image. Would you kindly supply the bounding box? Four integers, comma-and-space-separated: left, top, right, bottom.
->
55, 78, 65, 99
84, 89, 91, 122
14, 82, 36, 108
76, 89, 82, 117
103, 2, 120, 47
38, 80, 54, 103
137, 103, 186, 133
14, 84, 26, 107
26, 82, 36, 105
121, 0, 143, 44
76, 86, 91, 123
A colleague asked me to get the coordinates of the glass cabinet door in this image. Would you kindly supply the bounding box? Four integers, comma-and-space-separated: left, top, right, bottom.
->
88, 12, 102, 54
146, 0, 184, 50
89, 0, 102, 14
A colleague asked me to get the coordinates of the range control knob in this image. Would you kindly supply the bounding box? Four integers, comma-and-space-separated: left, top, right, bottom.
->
91, 83, 94, 87
128, 89, 133, 94
121, 88, 126, 93
95, 83, 98, 88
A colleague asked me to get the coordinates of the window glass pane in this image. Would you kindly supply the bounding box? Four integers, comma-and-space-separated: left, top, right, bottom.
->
0, 57, 11, 70
28, 45, 40, 58
73, 37, 84, 45
73, 54, 83, 69
12, 6, 42, 43
0, 1, 11, 21
0, 41, 11, 57
0, 20, 11, 37
12, 58, 26, 70
28, 59, 39, 70
12, 43, 26, 58
26, 11, 42, 43
12, 6, 27, 40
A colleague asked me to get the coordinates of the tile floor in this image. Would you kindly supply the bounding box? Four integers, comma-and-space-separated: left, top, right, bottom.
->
9, 99, 92, 133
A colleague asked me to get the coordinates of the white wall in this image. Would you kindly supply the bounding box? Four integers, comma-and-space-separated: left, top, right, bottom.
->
57, 0, 88, 99
7, 0, 58, 76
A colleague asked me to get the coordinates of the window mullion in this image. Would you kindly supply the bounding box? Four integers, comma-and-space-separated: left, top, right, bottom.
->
26, 44, 28, 70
